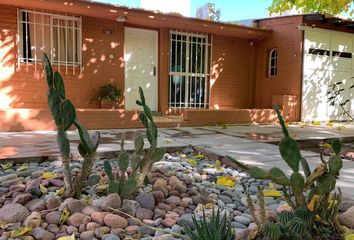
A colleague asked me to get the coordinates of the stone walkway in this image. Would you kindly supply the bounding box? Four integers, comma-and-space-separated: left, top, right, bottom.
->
1, 123, 354, 199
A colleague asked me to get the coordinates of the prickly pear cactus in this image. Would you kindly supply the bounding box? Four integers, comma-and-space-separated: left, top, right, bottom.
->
42, 53, 101, 198
104, 87, 165, 198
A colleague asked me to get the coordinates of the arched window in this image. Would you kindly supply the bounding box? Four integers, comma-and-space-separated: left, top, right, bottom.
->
268, 48, 278, 77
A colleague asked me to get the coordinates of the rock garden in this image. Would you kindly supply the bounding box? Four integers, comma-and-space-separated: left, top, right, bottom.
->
0, 54, 353, 240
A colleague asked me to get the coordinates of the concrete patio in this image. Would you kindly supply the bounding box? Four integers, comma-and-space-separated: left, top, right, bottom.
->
1, 123, 354, 199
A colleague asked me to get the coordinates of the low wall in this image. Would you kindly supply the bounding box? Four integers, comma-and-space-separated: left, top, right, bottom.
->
182, 108, 278, 124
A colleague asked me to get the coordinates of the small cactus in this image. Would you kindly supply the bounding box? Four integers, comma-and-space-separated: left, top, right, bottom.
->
286, 217, 306, 236
227, 103, 343, 239
294, 207, 312, 226
261, 221, 282, 240
104, 87, 165, 198
276, 211, 294, 225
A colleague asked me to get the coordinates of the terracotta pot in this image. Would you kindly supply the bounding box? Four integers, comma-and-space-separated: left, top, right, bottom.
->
100, 100, 119, 109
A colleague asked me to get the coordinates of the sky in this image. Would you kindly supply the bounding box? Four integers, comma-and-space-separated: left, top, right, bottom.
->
93, 0, 273, 21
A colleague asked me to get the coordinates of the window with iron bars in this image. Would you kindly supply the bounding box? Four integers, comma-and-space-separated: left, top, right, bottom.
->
169, 30, 211, 110
17, 9, 82, 73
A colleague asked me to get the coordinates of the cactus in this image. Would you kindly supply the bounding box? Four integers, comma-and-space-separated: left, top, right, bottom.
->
286, 217, 306, 236
261, 221, 282, 240
103, 87, 165, 197
227, 104, 344, 239
42, 53, 101, 198
294, 207, 312, 226
276, 211, 294, 225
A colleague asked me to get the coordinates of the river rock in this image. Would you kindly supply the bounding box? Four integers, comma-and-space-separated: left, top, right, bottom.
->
0, 203, 29, 223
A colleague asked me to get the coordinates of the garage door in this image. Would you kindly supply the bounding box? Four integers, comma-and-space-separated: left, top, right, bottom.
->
302, 27, 354, 121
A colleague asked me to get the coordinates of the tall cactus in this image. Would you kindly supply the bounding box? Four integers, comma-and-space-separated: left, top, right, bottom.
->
42, 54, 100, 197
227, 104, 343, 234
104, 87, 165, 197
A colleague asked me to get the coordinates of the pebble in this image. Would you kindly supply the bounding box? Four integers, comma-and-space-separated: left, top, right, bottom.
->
102, 193, 121, 211
234, 216, 252, 226
30, 227, 55, 240
0, 173, 18, 182
136, 193, 156, 210
0, 203, 29, 222
121, 199, 141, 217
104, 214, 128, 228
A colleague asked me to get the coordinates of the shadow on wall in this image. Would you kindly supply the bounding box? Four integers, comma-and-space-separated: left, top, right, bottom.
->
210, 55, 224, 109
0, 15, 140, 131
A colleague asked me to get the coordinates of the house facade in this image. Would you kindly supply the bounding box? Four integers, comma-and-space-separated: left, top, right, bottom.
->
0, 0, 351, 131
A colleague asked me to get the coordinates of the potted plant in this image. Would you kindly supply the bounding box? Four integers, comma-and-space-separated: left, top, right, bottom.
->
93, 84, 121, 109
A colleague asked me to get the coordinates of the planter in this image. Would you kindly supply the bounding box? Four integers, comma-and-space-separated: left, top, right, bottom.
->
100, 100, 119, 109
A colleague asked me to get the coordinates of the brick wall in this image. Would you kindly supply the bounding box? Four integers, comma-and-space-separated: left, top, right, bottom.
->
254, 16, 303, 120
210, 35, 254, 109
0, 4, 124, 109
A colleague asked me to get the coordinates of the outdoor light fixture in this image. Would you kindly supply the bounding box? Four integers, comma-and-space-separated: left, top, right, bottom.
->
103, 29, 113, 35
116, 16, 127, 22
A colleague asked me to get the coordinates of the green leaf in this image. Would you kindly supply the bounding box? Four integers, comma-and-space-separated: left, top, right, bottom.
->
54, 71, 65, 98
143, 105, 153, 121
120, 133, 125, 152
86, 175, 100, 186
317, 174, 336, 194
48, 89, 62, 126
42, 53, 53, 87
78, 143, 88, 157
136, 100, 143, 106
332, 139, 342, 156
249, 167, 269, 179
273, 104, 289, 138
57, 130, 70, 159
60, 99, 76, 130
104, 160, 114, 181
138, 86, 146, 105
108, 181, 120, 194
74, 120, 94, 154
134, 133, 144, 153
122, 177, 138, 196
290, 172, 305, 191
279, 137, 302, 172
146, 128, 153, 144
269, 167, 291, 185
328, 155, 342, 175
118, 152, 129, 172
140, 113, 149, 128
91, 131, 101, 152
151, 147, 165, 162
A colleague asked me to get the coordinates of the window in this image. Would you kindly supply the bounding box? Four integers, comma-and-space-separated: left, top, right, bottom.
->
18, 9, 82, 73
268, 48, 278, 77
169, 30, 211, 109
309, 48, 330, 56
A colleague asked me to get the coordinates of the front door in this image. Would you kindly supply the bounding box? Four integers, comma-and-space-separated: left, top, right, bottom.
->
124, 27, 158, 111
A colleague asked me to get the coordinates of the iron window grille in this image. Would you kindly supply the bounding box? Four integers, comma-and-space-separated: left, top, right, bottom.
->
17, 9, 82, 74
168, 30, 212, 110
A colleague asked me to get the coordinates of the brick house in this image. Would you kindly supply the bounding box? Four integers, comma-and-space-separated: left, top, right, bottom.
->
0, 0, 352, 131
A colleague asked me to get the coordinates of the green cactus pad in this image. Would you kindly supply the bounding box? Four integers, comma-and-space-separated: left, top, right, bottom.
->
249, 167, 269, 179
328, 155, 342, 176
269, 167, 291, 186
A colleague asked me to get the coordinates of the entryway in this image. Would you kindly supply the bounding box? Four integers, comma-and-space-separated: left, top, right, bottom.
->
124, 27, 158, 111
